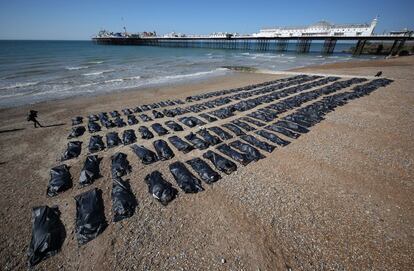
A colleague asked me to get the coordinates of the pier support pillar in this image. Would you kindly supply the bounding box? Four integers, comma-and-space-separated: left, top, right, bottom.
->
322, 38, 337, 54
276, 40, 288, 52
296, 39, 311, 53
390, 39, 406, 56
256, 39, 269, 51
243, 40, 250, 50
353, 39, 367, 55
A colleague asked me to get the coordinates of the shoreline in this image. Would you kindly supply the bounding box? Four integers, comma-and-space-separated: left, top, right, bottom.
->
0, 49, 383, 111
0, 72, 286, 128
0, 54, 413, 270
1, 55, 412, 128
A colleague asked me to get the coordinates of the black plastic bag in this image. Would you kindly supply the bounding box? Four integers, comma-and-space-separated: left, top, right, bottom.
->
88, 135, 105, 153
138, 126, 154, 139
27, 206, 65, 267
152, 110, 164, 119
61, 141, 82, 161
266, 125, 300, 139
68, 126, 86, 139
144, 171, 177, 205
165, 120, 184, 131
131, 145, 158, 165
88, 121, 101, 133
199, 113, 217, 122
274, 120, 309, 133
240, 134, 276, 153
79, 155, 101, 187
122, 108, 133, 115
139, 113, 152, 122
127, 115, 139, 125
88, 114, 99, 122
111, 152, 131, 177
203, 150, 237, 174
222, 123, 246, 136
112, 177, 137, 222
100, 118, 115, 129
122, 129, 137, 145
151, 123, 169, 136
189, 116, 206, 125
240, 117, 265, 127
231, 120, 256, 131
210, 107, 234, 119
216, 144, 251, 166
208, 126, 233, 140
72, 116, 83, 126
185, 132, 210, 150
169, 161, 204, 193
153, 139, 175, 160
106, 132, 122, 148
229, 140, 265, 161
283, 115, 312, 128
168, 136, 194, 153
179, 116, 197, 127
110, 110, 120, 117
98, 112, 109, 120
114, 117, 127, 128
74, 188, 107, 245
255, 130, 290, 146
186, 158, 221, 184
197, 129, 222, 146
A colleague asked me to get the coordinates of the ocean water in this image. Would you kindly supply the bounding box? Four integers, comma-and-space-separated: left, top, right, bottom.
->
0, 40, 377, 108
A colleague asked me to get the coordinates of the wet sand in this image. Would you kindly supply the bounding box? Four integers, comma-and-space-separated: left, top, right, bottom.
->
0, 56, 413, 270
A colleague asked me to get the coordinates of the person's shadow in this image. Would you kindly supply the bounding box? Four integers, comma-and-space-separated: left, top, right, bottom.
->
0, 123, 66, 133
43, 123, 66, 128
0, 128, 25, 134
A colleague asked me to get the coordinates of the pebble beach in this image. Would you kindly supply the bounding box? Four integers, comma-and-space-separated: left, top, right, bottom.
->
0, 55, 413, 270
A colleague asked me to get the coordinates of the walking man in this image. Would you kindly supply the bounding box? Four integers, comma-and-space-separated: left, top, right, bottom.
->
27, 110, 43, 128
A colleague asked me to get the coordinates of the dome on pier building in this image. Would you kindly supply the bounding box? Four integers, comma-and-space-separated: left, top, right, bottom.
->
310, 21, 332, 29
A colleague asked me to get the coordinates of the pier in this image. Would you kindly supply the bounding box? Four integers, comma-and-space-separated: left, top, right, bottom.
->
93, 35, 414, 56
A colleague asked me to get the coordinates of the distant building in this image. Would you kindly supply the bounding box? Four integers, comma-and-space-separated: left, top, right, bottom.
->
141, 31, 157, 37
389, 29, 413, 37
254, 17, 378, 37
163, 32, 186, 38
209, 32, 233, 38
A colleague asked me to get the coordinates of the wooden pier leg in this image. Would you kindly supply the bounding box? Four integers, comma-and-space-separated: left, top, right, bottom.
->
264, 39, 269, 51
353, 40, 367, 56
296, 39, 311, 53
322, 38, 337, 54
276, 40, 287, 52
390, 39, 405, 56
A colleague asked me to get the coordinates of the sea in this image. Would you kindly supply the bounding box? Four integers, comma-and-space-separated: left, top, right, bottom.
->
0, 40, 379, 108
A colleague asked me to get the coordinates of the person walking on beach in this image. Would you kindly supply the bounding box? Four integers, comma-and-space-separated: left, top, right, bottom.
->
27, 110, 43, 128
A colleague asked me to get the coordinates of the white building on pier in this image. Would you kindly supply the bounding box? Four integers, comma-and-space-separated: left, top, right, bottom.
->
254, 17, 378, 37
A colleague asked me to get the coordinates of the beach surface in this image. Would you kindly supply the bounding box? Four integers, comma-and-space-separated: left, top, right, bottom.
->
0, 56, 413, 270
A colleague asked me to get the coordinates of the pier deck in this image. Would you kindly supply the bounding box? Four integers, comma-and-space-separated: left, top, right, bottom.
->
93, 35, 414, 56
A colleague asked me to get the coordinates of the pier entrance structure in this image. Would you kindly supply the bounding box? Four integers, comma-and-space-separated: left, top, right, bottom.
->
93, 35, 414, 56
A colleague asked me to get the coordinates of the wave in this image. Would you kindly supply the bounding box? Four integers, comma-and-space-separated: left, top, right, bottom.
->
82, 70, 115, 76
87, 61, 104, 64
0, 90, 37, 98
0, 82, 39, 90
103, 75, 142, 84
104, 78, 124, 83
162, 69, 227, 80
65, 66, 89, 70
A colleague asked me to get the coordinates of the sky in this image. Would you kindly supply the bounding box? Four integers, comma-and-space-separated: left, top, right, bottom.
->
0, 0, 413, 40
